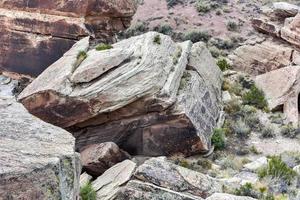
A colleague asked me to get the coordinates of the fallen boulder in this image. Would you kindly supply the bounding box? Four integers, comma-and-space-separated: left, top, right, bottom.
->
0, 96, 80, 199
19, 32, 223, 156
134, 157, 223, 199
81, 142, 130, 177
255, 66, 300, 126
0, 0, 136, 76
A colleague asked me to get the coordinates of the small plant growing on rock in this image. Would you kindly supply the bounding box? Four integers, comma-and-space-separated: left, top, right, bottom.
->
258, 156, 297, 184
242, 85, 268, 110
153, 35, 161, 45
211, 128, 226, 150
80, 182, 97, 200
217, 58, 231, 71
77, 51, 87, 60
173, 46, 182, 65
96, 43, 113, 51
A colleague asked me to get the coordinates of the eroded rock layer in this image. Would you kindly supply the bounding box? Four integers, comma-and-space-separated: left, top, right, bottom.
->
19, 32, 223, 156
0, 0, 136, 76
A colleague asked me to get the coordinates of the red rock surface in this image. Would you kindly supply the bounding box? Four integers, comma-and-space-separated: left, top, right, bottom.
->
0, 0, 136, 76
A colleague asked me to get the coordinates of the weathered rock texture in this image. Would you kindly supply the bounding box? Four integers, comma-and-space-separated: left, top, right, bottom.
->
206, 193, 257, 200
0, 0, 136, 76
19, 32, 223, 156
255, 66, 300, 126
0, 96, 80, 199
81, 142, 130, 177
230, 2, 300, 75
133, 157, 222, 199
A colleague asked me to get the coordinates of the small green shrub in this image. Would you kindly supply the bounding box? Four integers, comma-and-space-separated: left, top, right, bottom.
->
234, 183, 258, 198
227, 21, 238, 31
80, 182, 97, 200
217, 58, 231, 71
211, 128, 226, 150
281, 123, 299, 138
96, 43, 113, 51
196, 1, 211, 13
154, 24, 173, 36
258, 156, 297, 184
197, 159, 212, 170
183, 30, 211, 43
224, 98, 241, 115
77, 51, 87, 60
233, 119, 251, 138
245, 114, 261, 131
153, 35, 161, 45
250, 145, 261, 155
122, 22, 148, 38
242, 85, 268, 110
261, 126, 275, 138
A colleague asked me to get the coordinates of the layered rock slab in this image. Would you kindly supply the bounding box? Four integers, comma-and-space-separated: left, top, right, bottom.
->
0, 96, 80, 199
0, 0, 136, 76
19, 32, 223, 156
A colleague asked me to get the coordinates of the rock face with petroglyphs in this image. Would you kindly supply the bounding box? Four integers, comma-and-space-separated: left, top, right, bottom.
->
19, 32, 223, 156
0, 0, 136, 76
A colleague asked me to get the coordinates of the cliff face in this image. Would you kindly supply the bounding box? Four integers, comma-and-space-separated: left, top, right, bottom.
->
0, 0, 136, 76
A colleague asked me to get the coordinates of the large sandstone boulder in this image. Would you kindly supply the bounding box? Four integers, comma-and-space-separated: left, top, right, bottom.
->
255, 66, 300, 126
0, 0, 136, 76
0, 96, 80, 199
19, 32, 223, 156
81, 142, 130, 177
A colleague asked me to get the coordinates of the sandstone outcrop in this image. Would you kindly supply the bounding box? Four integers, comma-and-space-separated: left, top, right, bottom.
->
255, 66, 300, 126
81, 142, 130, 177
0, 0, 136, 76
228, 40, 297, 75
19, 32, 223, 156
0, 93, 80, 198
230, 2, 300, 75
